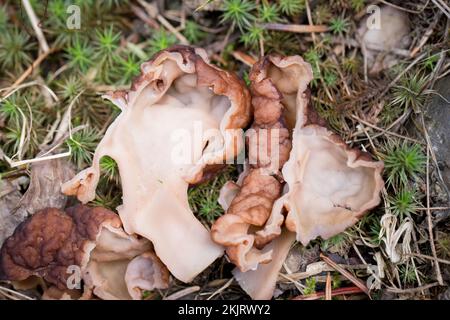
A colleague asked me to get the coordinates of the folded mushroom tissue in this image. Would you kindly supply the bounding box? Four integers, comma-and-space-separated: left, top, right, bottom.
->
0, 46, 383, 300
211, 55, 384, 299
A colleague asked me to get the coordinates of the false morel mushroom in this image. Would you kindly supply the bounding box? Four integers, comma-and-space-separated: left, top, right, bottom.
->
212, 55, 384, 299
62, 46, 251, 283
0, 205, 167, 299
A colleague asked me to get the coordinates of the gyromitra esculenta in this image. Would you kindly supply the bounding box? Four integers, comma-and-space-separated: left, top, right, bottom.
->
212, 55, 384, 299
62, 46, 251, 282
0, 205, 169, 300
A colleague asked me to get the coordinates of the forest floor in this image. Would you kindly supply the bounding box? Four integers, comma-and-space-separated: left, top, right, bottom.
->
0, 0, 449, 300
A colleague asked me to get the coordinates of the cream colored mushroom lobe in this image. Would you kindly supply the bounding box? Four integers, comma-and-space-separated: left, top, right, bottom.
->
62, 46, 252, 283
256, 55, 384, 246
227, 54, 383, 300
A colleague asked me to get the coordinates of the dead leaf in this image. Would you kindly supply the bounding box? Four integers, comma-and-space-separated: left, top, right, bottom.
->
0, 179, 27, 245
16, 158, 75, 216
0, 158, 75, 246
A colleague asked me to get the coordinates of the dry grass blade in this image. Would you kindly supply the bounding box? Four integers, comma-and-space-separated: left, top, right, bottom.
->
431, 0, 450, 18
0, 285, 34, 300
350, 115, 423, 144
320, 253, 371, 298
138, 0, 189, 45
386, 282, 440, 294
130, 4, 160, 30
410, 12, 443, 57
206, 278, 233, 300
408, 253, 450, 265
292, 286, 364, 300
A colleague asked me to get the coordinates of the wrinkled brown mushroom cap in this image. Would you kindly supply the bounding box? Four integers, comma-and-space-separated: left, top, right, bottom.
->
212, 54, 384, 300
211, 54, 296, 272
0, 205, 160, 300
0, 206, 123, 288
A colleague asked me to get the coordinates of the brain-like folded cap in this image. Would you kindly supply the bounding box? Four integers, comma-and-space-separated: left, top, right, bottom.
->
0, 205, 169, 300
212, 54, 384, 300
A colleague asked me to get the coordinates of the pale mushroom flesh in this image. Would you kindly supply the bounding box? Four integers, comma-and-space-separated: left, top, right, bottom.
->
62, 46, 251, 283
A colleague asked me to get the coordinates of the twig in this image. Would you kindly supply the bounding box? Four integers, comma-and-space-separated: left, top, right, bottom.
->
305, 0, 317, 43
359, 34, 369, 83
415, 207, 450, 211
263, 23, 328, 33
408, 253, 450, 265
259, 36, 265, 58
130, 4, 160, 30
350, 115, 424, 144
386, 282, 440, 294
206, 278, 233, 300
410, 11, 443, 57
320, 253, 371, 298
53, 90, 85, 142
325, 272, 332, 300
380, 52, 428, 97
431, 0, 450, 19
279, 263, 369, 282
0, 285, 34, 300
292, 286, 363, 300
231, 51, 257, 67
3, 48, 58, 97
138, 0, 189, 45
164, 286, 200, 300
21, 0, 49, 53
421, 114, 444, 286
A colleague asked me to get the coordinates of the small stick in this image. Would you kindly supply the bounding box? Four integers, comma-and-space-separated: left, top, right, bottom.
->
164, 286, 200, 300
263, 23, 328, 33
130, 4, 160, 30
3, 48, 58, 97
210, 53, 227, 66
232, 51, 257, 67
259, 36, 265, 58
415, 207, 450, 211
380, 52, 428, 97
320, 253, 371, 298
0, 285, 34, 300
408, 253, 450, 265
422, 115, 444, 285
378, 0, 422, 14
206, 278, 233, 300
21, 0, 49, 53
431, 0, 450, 19
138, 0, 189, 45
292, 286, 363, 300
386, 282, 440, 294
325, 272, 332, 300
350, 115, 424, 144
410, 11, 443, 57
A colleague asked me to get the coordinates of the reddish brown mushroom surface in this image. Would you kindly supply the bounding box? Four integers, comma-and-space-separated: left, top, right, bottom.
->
0, 205, 168, 300
62, 46, 252, 283
211, 55, 384, 299
211, 56, 293, 272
